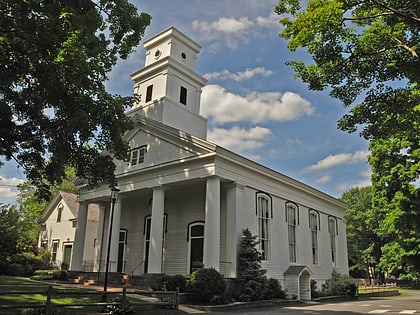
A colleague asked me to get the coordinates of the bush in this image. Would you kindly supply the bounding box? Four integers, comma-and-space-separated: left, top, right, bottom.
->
323, 270, 355, 296
53, 270, 69, 281
105, 295, 135, 314
160, 274, 187, 292
187, 268, 226, 304
7, 263, 25, 276
10, 252, 45, 276
265, 278, 286, 299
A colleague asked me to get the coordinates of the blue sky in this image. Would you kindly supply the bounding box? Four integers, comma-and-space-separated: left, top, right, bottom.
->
0, 0, 371, 204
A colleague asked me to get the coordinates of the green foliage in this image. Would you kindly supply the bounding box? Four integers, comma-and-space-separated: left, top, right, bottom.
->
276, 0, 420, 275
265, 278, 286, 299
159, 274, 187, 292
0, 0, 151, 197
105, 295, 135, 314
187, 268, 226, 304
322, 270, 356, 297
236, 228, 268, 301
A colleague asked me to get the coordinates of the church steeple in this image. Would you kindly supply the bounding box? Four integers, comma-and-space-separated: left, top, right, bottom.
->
129, 27, 208, 139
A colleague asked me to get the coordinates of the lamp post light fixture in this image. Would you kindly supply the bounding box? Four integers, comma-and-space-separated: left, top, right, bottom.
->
102, 186, 120, 302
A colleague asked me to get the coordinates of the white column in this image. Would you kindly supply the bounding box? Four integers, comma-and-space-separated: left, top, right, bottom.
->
148, 187, 165, 273
93, 204, 106, 272
108, 200, 122, 272
71, 201, 88, 271
203, 177, 220, 270
225, 183, 244, 278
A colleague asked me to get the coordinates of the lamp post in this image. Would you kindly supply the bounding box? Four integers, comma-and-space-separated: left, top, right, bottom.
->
102, 186, 120, 302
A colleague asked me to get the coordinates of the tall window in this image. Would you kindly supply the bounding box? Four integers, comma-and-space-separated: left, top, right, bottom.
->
287, 203, 298, 263
328, 217, 337, 264
145, 84, 153, 102
188, 222, 204, 273
52, 240, 59, 263
56, 203, 63, 222
130, 146, 147, 166
143, 215, 167, 273
256, 193, 271, 260
309, 210, 319, 265
180, 86, 187, 105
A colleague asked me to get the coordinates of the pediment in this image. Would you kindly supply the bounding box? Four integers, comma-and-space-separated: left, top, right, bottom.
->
114, 114, 216, 175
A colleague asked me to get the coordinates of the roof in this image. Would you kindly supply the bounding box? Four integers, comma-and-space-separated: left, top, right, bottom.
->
38, 191, 99, 224
284, 266, 313, 276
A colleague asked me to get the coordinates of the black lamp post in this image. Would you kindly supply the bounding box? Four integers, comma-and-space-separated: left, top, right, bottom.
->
102, 186, 120, 302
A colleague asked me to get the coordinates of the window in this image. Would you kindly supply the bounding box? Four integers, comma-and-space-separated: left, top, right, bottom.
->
143, 215, 167, 273
52, 240, 59, 262
130, 146, 147, 166
145, 84, 153, 102
256, 193, 271, 260
287, 203, 298, 263
187, 221, 204, 273
309, 210, 319, 265
56, 203, 63, 222
180, 86, 187, 105
328, 217, 337, 264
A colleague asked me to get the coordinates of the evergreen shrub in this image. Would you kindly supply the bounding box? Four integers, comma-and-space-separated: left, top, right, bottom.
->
187, 268, 226, 303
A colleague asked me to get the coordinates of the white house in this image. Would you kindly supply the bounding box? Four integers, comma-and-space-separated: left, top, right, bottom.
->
38, 191, 99, 271
70, 27, 348, 300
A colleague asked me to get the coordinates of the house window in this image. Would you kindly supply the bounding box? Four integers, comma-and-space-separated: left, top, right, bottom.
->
287, 203, 298, 263
52, 240, 59, 263
130, 146, 147, 166
145, 84, 153, 102
56, 203, 63, 222
256, 193, 271, 260
309, 210, 319, 265
328, 217, 337, 264
187, 221, 204, 273
180, 86, 187, 105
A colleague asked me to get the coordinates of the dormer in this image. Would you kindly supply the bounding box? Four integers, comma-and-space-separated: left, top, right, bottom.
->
128, 27, 208, 139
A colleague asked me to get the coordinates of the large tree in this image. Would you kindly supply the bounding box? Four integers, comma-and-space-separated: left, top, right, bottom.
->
276, 0, 420, 274
0, 0, 151, 198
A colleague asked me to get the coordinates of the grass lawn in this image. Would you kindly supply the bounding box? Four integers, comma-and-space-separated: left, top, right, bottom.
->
0, 276, 115, 314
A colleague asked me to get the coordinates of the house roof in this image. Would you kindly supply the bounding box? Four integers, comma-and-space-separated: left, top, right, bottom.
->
38, 191, 99, 224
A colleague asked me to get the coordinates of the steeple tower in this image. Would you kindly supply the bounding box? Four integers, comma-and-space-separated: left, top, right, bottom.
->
129, 27, 208, 139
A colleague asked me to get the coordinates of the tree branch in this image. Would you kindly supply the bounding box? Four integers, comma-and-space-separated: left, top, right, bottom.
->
370, 0, 420, 23
392, 36, 419, 58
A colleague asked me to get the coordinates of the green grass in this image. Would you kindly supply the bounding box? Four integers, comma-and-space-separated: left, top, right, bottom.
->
0, 276, 110, 314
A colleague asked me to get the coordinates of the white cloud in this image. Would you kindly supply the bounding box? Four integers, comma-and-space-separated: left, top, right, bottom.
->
315, 175, 332, 184
192, 13, 281, 49
304, 151, 368, 172
336, 170, 372, 192
208, 126, 271, 153
201, 84, 313, 124
0, 176, 24, 204
204, 67, 273, 82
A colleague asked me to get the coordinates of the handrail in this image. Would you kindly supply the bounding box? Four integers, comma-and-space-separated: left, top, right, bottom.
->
130, 261, 145, 284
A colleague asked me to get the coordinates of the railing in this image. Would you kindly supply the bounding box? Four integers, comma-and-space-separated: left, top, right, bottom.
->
357, 284, 399, 295
0, 285, 179, 314
129, 261, 145, 285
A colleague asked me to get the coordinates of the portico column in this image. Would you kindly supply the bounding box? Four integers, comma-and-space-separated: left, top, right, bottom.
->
71, 201, 88, 271
94, 204, 106, 272
108, 199, 122, 272
203, 176, 220, 270
225, 183, 244, 278
148, 187, 165, 273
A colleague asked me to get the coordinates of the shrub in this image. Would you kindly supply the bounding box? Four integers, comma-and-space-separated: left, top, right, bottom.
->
53, 270, 69, 281
187, 268, 226, 303
7, 263, 25, 276
323, 270, 355, 296
160, 274, 187, 292
105, 295, 135, 314
265, 278, 286, 299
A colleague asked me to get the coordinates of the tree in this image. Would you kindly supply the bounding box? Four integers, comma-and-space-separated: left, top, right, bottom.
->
276, 0, 420, 273
0, 1, 151, 199
236, 228, 268, 301
341, 186, 382, 280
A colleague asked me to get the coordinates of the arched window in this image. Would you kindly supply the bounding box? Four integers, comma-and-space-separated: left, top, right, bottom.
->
56, 203, 63, 222
309, 210, 319, 265
286, 202, 298, 263
328, 217, 338, 264
256, 192, 272, 260
187, 221, 204, 274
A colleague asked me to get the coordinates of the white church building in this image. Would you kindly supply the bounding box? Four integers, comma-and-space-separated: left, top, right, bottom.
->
70, 27, 349, 300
